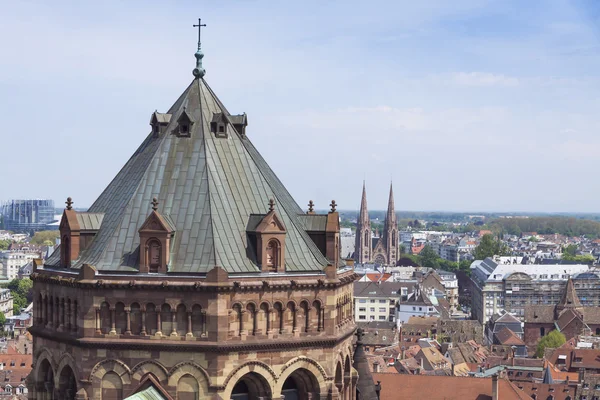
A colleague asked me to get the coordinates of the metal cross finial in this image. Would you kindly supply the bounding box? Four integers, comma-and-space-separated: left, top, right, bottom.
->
193, 18, 206, 51
151, 197, 159, 211
65, 197, 73, 210
268, 198, 275, 212
308, 200, 314, 213
192, 18, 207, 78
330, 200, 337, 213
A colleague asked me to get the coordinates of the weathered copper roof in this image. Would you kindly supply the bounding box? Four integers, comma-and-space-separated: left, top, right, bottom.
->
46, 78, 330, 274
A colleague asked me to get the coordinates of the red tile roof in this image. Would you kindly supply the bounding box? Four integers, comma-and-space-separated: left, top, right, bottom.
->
372, 373, 532, 400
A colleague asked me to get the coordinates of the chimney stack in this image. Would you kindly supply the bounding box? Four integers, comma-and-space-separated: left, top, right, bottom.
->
492, 374, 499, 400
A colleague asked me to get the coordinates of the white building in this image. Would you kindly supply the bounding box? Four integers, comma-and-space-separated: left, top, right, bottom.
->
0, 288, 13, 317
396, 289, 441, 325
0, 250, 40, 280
470, 256, 591, 323
354, 281, 408, 323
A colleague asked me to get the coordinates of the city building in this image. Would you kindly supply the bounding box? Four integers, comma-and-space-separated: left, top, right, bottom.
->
0, 289, 13, 317
1, 199, 55, 233
524, 278, 600, 348
28, 35, 373, 400
354, 281, 405, 322
354, 183, 398, 266
470, 256, 591, 323
0, 251, 40, 281
396, 288, 442, 324
4, 312, 32, 337
484, 312, 523, 346
421, 270, 459, 312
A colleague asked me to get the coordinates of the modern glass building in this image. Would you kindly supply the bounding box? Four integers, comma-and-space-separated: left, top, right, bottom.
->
1, 199, 56, 232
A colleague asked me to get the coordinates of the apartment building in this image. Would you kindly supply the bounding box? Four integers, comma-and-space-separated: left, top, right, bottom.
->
470, 256, 591, 323
0, 289, 13, 317
354, 281, 409, 323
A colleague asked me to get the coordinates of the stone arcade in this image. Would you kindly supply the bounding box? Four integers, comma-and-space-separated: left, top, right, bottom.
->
28, 26, 379, 400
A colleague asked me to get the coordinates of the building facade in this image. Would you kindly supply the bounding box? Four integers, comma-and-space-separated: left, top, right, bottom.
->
353, 282, 403, 323
354, 184, 398, 266
28, 37, 368, 400
0, 288, 13, 317
1, 199, 55, 233
1, 251, 40, 281
470, 257, 591, 323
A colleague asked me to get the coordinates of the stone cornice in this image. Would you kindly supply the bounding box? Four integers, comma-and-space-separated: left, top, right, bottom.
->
29, 325, 356, 353
30, 270, 359, 292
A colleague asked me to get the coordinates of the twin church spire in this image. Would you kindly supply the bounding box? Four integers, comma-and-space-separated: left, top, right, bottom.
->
355, 182, 398, 265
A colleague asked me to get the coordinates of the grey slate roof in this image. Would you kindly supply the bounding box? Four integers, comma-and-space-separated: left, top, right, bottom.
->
75, 213, 104, 231
46, 78, 330, 274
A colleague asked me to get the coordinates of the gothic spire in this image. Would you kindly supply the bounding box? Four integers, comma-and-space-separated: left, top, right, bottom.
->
386, 182, 396, 222
359, 181, 369, 222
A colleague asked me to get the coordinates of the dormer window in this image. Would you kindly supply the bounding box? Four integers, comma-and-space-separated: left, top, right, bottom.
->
211, 112, 228, 138
246, 200, 287, 273
138, 198, 175, 274
149, 111, 172, 138
176, 109, 194, 138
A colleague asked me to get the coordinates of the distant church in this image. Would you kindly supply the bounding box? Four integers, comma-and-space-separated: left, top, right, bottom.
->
354, 183, 398, 266
28, 22, 380, 400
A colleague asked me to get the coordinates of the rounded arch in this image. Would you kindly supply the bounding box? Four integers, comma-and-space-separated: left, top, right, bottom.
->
90, 359, 131, 385
37, 357, 55, 398
33, 348, 56, 385
334, 361, 343, 392
222, 361, 277, 400
344, 355, 351, 384
56, 352, 78, 385
131, 360, 168, 384
58, 363, 77, 400
167, 361, 210, 389
275, 357, 328, 398
259, 300, 272, 311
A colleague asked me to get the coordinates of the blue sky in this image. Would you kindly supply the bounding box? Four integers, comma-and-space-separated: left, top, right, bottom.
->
2, 0, 600, 212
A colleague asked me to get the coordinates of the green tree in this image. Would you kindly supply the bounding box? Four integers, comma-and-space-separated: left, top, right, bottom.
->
0, 240, 10, 250
0, 312, 5, 327
562, 244, 578, 258
536, 330, 566, 358
419, 245, 440, 269
29, 230, 59, 245
473, 234, 511, 260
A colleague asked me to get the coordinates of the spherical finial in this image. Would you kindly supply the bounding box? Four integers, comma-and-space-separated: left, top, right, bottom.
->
151, 197, 159, 211
65, 197, 73, 210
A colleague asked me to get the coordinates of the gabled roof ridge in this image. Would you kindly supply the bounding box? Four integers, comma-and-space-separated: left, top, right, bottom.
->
198, 79, 218, 268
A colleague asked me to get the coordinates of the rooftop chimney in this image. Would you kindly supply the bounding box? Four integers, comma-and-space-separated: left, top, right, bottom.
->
492, 374, 499, 400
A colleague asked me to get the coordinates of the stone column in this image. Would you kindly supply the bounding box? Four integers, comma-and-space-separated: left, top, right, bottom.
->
240, 310, 247, 338
201, 310, 207, 337
95, 309, 101, 334
66, 302, 72, 331
279, 309, 284, 334
252, 310, 258, 336
170, 309, 177, 336
58, 301, 64, 330
156, 311, 162, 336
125, 308, 131, 335
72, 303, 78, 333
266, 310, 272, 336
186, 311, 193, 338
141, 310, 147, 336
306, 306, 312, 332
109, 309, 117, 335
55, 300, 59, 328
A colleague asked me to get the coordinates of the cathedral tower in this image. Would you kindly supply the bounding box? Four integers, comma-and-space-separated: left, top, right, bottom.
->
29, 23, 360, 400
355, 182, 372, 264
384, 183, 398, 265
370, 183, 398, 266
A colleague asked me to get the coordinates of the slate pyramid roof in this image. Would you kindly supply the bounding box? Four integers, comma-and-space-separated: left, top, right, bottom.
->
46, 78, 331, 274
557, 277, 582, 309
